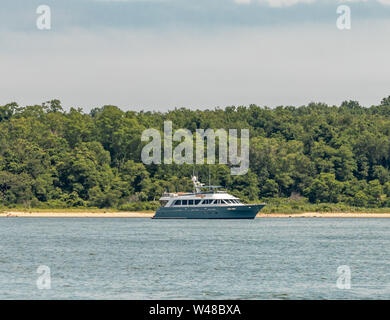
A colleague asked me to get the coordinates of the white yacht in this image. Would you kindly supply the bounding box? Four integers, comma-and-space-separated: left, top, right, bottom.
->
152, 176, 265, 219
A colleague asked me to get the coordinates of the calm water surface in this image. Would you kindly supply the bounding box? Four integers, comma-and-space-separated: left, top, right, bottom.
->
1, 218, 390, 299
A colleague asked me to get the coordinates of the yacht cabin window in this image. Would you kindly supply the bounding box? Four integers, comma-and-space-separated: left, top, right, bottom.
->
174, 199, 239, 206
160, 200, 169, 206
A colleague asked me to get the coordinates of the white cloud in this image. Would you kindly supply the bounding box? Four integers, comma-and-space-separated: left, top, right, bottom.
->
235, 0, 390, 5
235, 0, 316, 5
263, 0, 315, 7
234, 0, 252, 4
377, 0, 390, 5
337, 0, 390, 5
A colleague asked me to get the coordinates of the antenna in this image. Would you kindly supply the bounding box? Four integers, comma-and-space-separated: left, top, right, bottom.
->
192, 165, 196, 193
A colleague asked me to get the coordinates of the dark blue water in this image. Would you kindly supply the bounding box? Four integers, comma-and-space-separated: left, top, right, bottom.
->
1, 218, 390, 299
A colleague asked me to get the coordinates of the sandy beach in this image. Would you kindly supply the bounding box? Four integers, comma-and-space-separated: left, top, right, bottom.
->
2, 211, 390, 218
256, 212, 390, 218
0, 211, 155, 218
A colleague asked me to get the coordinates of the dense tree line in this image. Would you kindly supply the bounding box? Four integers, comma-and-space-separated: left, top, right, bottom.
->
1, 97, 390, 210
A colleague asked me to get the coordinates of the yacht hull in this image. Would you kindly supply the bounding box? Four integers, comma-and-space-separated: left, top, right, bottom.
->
152, 204, 265, 219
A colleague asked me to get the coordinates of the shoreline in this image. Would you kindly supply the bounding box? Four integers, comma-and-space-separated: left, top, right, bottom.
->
256, 212, 390, 218
2, 211, 390, 218
0, 211, 155, 218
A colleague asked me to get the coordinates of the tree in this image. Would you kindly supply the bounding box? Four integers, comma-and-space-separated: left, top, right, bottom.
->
304, 173, 343, 203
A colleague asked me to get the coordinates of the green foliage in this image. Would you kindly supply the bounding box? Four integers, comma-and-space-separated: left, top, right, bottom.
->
118, 201, 160, 212
304, 173, 343, 203
1, 97, 390, 210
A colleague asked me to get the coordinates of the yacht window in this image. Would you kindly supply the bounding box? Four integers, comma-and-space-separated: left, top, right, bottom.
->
215, 200, 221, 204
194, 200, 201, 205
222, 200, 229, 204
202, 199, 210, 205
174, 200, 182, 206
182, 200, 188, 205
189, 200, 194, 205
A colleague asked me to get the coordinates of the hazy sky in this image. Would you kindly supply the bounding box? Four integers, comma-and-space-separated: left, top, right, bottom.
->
0, 0, 389, 111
